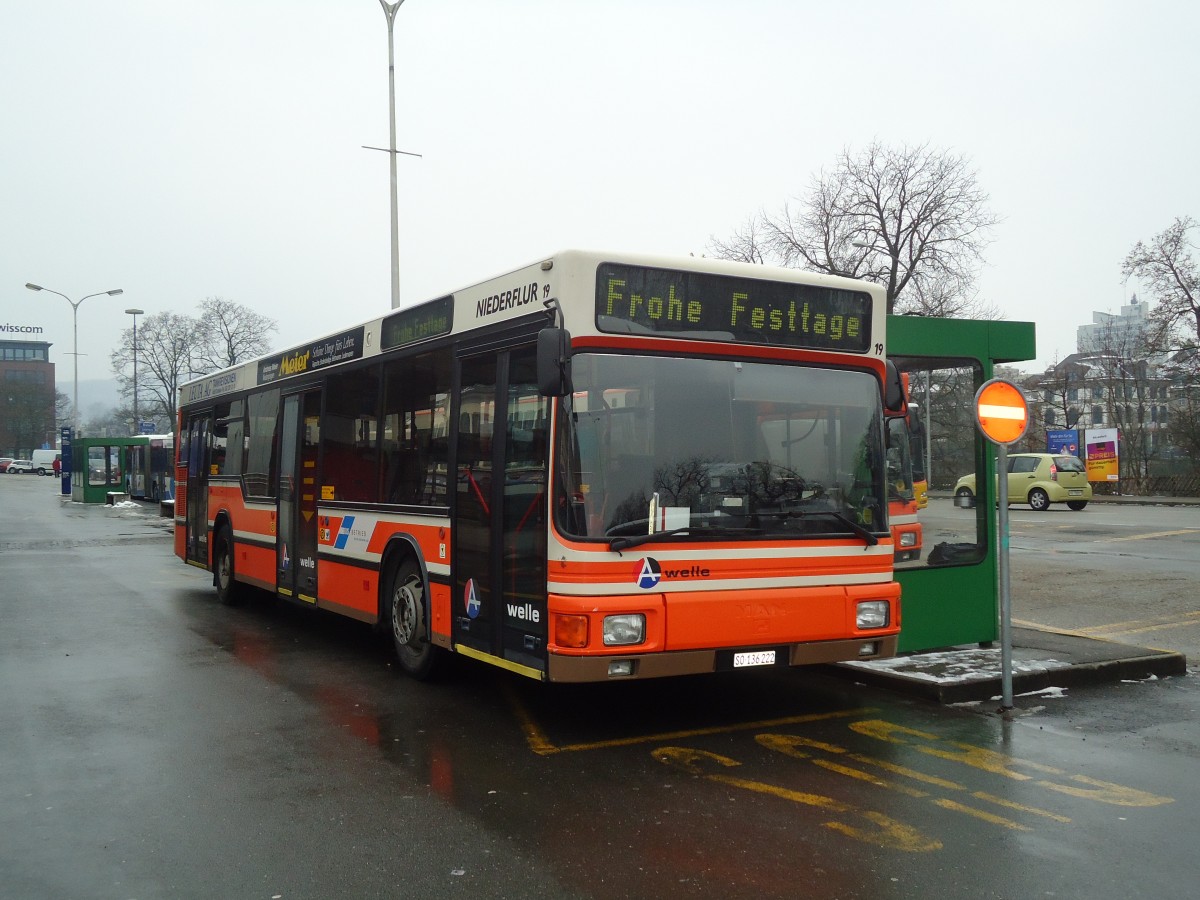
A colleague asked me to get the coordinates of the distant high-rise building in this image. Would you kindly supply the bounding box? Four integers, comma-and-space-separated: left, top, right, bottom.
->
1077, 294, 1152, 355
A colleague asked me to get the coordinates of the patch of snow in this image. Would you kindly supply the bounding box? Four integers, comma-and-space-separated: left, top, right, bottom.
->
842, 646, 1072, 684
1017, 686, 1068, 699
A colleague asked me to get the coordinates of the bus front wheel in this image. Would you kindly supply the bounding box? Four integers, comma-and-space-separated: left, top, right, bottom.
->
214, 525, 244, 606
384, 557, 444, 681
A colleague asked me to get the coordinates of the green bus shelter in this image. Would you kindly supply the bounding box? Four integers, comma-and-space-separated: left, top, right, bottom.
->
887, 315, 1037, 653
70, 436, 149, 504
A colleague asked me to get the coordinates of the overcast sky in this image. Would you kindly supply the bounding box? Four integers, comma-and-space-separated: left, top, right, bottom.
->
4, 0, 1198, 389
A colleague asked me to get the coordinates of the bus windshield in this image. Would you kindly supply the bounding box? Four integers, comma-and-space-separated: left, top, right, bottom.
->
554, 353, 887, 543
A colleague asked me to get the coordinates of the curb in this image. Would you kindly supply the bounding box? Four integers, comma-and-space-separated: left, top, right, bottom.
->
827, 630, 1188, 704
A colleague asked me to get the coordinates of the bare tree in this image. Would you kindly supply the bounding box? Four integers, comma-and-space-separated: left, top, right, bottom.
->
53, 389, 71, 432
710, 141, 999, 315
1168, 379, 1200, 473
1035, 358, 1087, 435
906, 272, 1001, 320
1122, 217, 1200, 352
111, 312, 200, 430
1082, 323, 1165, 489
923, 364, 978, 490
2, 380, 56, 457
707, 215, 770, 265
111, 298, 277, 440
194, 297, 278, 373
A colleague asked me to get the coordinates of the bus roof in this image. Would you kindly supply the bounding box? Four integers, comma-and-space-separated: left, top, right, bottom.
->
179, 249, 886, 408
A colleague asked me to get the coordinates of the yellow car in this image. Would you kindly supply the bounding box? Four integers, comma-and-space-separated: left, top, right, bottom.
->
954, 453, 1093, 511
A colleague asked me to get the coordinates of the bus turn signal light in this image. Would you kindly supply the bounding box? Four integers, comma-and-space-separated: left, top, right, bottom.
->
554, 614, 589, 649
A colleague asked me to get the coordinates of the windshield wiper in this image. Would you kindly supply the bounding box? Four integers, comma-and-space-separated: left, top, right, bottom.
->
756, 509, 879, 547
608, 524, 761, 553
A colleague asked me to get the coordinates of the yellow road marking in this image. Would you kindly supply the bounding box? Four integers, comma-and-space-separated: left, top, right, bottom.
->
934, 798, 1029, 830
1049, 610, 1200, 639
654, 746, 942, 852
1013, 614, 1195, 644
810, 759, 928, 796
849, 719, 1173, 807
1103, 529, 1200, 543
507, 680, 878, 756
972, 791, 1071, 823
1091, 611, 1200, 638
758, 734, 1062, 827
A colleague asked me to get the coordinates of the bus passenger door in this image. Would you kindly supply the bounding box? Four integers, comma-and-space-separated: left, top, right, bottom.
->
277, 390, 321, 603
185, 414, 211, 565
453, 346, 549, 673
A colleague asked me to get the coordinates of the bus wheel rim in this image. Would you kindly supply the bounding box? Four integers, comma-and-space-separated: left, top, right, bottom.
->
218, 547, 231, 589
392, 574, 422, 646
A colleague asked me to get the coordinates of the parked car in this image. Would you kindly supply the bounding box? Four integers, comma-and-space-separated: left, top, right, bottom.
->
7, 459, 36, 475
0, 458, 13, 473
954, 452, 1093, 511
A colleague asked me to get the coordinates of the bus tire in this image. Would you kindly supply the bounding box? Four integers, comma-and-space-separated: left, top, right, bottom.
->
214, 525, 244, 606
383, 556, 444, 681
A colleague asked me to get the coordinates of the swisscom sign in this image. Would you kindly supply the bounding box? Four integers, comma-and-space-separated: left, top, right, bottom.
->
0, 322, 47, 335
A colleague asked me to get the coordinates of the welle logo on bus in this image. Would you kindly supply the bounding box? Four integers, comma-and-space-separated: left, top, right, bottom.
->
595, 263, 873, 353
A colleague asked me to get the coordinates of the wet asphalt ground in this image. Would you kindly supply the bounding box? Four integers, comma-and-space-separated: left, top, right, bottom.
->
2, 476, 1197, 899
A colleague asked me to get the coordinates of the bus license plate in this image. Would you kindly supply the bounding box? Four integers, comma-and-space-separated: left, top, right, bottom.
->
733, 650, 776, 668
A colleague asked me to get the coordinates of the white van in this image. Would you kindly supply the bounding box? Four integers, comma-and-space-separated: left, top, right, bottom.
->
31, 448, 60, 476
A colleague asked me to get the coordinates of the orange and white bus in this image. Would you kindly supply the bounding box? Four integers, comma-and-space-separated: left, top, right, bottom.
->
886, 415, 922, 563
175, 250, 902, 682
886, 370, 923, 563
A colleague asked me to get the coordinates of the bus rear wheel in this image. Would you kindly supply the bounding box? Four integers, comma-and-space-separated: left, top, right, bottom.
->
384, 557, 444, 680
214, 525, 244, 606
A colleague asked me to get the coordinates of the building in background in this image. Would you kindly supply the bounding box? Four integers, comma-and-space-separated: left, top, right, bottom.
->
1, 337, 57, 457
1023, 295, 1178, 488
1076, 294, 1157, 358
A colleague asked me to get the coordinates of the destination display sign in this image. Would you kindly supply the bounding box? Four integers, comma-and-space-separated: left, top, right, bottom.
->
381, 295, 453, 351
257, 326, 366, 385
595, 263, 873, 353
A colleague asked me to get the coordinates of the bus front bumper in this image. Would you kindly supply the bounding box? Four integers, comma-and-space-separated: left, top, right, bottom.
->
546, 634, 900, 683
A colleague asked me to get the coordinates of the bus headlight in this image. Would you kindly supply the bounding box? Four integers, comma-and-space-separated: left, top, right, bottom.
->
856, 601, 890, 630
603, 614, 646, 646
899, 532, 916, 547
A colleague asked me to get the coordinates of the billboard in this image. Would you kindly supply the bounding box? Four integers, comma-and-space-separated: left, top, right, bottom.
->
1046, 429, 1080, 456
1084, 427, 1120, 482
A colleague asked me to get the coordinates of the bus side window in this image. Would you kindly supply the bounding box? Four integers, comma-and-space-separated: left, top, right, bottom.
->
244, 389, 280, 498
322, 366, 381, 502
381, 350, 452, 506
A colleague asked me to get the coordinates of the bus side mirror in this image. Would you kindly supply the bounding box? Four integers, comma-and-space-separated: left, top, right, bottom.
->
537, 327, 572, 397
884, 360, 907, 417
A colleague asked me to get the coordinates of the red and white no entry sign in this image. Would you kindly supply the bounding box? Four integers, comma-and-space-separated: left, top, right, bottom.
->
973, 378, 1029, 445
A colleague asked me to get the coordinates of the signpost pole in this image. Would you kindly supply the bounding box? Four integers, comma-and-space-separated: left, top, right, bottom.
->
996, 442, 1013, 709
972, 378, 1028, 714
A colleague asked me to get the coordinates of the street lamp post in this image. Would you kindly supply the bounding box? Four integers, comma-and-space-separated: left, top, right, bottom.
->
25, 283, 124, 434
381, 0, 404, 309
363, 0, 421, 310
125, 308, 145, 434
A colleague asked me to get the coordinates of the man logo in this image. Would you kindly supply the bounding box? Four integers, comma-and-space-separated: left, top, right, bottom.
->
636, 558, 661, 589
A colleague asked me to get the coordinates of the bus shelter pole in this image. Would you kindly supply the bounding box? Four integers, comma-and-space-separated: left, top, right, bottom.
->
996, 442, 1014, 710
